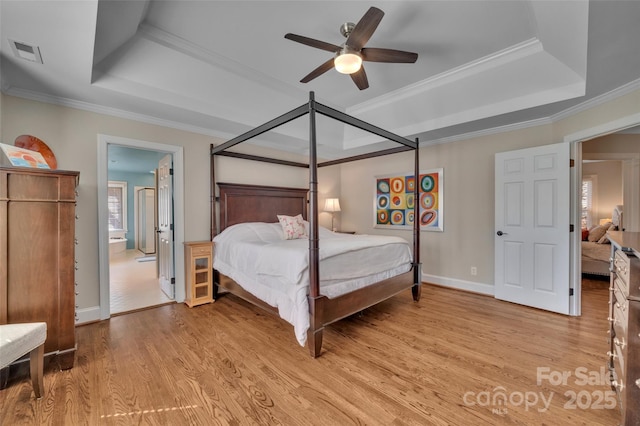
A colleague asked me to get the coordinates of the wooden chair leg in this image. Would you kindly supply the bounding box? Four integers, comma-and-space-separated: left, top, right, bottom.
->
29, 344, 44, 398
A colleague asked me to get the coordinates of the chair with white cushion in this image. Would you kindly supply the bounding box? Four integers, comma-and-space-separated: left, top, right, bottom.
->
0, 322, 47, 398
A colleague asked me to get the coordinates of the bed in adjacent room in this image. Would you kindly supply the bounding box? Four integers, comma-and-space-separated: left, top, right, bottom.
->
580, 205, 622, 277
210, 92, 422, 357
581, 239, 612, 277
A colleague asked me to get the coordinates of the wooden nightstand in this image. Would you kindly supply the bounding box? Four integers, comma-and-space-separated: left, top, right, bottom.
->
183, 241, 214, 307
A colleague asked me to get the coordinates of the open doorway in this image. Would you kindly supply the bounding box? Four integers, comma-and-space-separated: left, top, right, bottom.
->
107, 146, 170, 314
97, 135, 186, 320
567, 114, 640, 316
577, 128, 640, 294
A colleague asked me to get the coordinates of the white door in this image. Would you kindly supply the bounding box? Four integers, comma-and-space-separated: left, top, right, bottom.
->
158, 154, 175, 299
495, 143, 571, 314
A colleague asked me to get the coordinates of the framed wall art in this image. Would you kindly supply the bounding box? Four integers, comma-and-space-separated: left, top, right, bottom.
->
374, 168, 443, 232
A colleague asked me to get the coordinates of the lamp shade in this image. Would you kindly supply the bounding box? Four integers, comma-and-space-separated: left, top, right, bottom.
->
334, 53, 362, 74
324, 198, 341, 212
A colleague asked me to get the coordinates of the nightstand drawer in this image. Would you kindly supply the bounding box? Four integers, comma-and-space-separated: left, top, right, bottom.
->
190, 245, 212, 256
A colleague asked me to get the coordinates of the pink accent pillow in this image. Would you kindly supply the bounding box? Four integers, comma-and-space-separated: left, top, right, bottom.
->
277, 214, 307, 240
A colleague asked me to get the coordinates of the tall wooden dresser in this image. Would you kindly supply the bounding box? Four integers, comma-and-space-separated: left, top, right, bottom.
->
0, 167, 79, 370
607, 231, 640, 425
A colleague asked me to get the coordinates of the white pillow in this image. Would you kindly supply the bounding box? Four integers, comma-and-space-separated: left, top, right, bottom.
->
588, 222, 612, 242
277, 214, 307, 240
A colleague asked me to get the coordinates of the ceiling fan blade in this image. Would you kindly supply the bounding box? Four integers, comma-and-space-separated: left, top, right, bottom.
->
361, 47, 418, 63
346, 7, 384, 50
350, 66, 369, 90
300, 57, 336, 83
285, 33, 341, 53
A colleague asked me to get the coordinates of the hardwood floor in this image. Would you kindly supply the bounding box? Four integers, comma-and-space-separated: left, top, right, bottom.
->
0, 281, 620, 425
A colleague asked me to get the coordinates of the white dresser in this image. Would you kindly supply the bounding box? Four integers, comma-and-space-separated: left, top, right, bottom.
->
607, 231, 640, 425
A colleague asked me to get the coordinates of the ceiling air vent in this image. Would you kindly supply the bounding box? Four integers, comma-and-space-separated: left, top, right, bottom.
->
8, 39, 43, 64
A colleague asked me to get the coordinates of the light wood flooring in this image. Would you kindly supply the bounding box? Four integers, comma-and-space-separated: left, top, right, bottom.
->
0, 278, 621, 425
109, 249, 173, 315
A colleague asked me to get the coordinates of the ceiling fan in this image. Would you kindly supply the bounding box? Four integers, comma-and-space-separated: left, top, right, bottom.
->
285, 6, 418, 90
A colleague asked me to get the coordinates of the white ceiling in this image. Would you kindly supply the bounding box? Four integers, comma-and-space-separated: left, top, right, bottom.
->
1, 1, 639, 161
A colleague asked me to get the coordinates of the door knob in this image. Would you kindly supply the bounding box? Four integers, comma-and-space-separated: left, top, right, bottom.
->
497, 231, 507, 236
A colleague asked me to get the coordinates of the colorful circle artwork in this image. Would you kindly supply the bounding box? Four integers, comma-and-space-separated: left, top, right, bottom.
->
420, 210, 437, 226
421, 175, 435, 192
391, 210, 405, 225
377, 194, 389, 209
391, 195, 403, 208
406, 193, 415, 209
406, 210, 415, 225
421, 192, 435, 209
377, 210, 390, 224
390, 177, 405, 193
406, 177, 415, 192
377, 180, 390, 193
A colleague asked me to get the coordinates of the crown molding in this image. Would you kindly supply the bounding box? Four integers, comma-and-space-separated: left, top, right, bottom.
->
348, 38, 543, 116
551, 77, 640, 122
3, 75, 639, 152
418, 117, 553, 147
3, 85, 231, 140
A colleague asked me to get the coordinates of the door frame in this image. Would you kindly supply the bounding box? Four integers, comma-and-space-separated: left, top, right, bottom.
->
97, 134, 185, 320
565, 111, 640, 316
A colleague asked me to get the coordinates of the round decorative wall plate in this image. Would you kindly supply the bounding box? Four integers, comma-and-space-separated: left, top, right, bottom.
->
14, 134, 57, 169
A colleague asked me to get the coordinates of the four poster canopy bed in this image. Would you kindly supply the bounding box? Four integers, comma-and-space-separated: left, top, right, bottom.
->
210, 92, 422, 357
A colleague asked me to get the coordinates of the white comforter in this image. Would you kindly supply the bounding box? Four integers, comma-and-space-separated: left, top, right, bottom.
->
213, 222, 412, 346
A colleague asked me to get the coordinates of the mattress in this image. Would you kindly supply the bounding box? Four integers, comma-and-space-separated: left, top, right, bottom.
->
213, 222, 412, 346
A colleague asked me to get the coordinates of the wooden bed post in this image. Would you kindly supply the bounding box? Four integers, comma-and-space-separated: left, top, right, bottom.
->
307, 91, 324, 357
210, 143, 217, 241
210, 144, 219, 300
412, 138, 422, 302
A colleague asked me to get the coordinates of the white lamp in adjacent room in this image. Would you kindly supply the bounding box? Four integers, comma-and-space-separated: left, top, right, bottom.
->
324, 198, 341, 231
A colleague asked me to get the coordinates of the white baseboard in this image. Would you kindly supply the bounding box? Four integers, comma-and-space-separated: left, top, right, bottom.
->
75, 306, 101, 325
422, 273, 494, 296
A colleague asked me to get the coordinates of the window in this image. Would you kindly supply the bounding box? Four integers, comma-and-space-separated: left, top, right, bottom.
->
581, 175, 597, 229
108, 181, 127, 231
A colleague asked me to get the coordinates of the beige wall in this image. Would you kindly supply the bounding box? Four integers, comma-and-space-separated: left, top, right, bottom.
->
2, 86, 640, 313
581, 160, 623, 224
340, 125, 554, 291
583, 133, 640, 155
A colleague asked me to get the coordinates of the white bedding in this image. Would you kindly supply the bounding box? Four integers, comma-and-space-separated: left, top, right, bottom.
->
213, 222, 412, 346
581, 241, 612, 276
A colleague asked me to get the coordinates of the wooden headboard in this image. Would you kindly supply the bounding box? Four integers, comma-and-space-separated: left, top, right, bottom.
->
217, 182, 308, 231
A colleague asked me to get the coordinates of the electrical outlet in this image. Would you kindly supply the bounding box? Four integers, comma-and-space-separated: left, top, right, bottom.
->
470, 266, 477, 276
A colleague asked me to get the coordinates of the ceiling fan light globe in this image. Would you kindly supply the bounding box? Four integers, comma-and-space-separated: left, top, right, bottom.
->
334, 53, 362, 74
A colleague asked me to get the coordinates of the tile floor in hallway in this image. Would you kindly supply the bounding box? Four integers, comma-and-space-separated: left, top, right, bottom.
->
109, 249, 173, 314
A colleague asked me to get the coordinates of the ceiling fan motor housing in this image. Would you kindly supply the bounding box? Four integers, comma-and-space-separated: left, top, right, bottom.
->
340, 22, 356, 38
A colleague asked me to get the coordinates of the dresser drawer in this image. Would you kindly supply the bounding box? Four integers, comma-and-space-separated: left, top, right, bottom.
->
613, 283, 629, 324
628, 255, 640, 301
612, 346, 625, 389
614, 250, 630, 288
